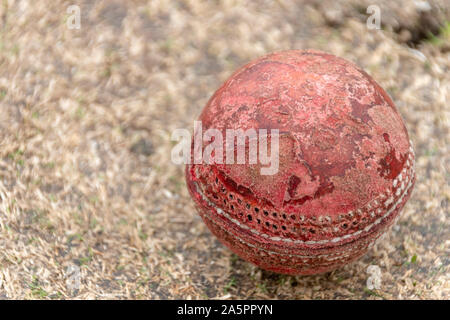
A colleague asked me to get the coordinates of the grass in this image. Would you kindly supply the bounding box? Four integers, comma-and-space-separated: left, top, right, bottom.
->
427, 21, 450, 46
29, 276, 49, 299
256, 282, 268, 294
0, 89, 7, 99
223, 277, 237, 293
79, 248, 94, 266
364, 287, 385, 299
138, 229, 148, 241
7, 149, 24, 162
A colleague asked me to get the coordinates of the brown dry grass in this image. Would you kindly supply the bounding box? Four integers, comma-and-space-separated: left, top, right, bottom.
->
0, 0, 448, 299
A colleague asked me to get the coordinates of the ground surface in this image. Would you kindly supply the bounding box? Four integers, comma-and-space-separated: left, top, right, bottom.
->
0, 0, 448, 299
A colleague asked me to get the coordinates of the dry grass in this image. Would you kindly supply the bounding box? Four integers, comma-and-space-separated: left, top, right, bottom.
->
0, 0, 448, 299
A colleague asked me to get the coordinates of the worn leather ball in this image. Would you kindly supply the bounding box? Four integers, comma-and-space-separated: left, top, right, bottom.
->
186, 50, 415, 275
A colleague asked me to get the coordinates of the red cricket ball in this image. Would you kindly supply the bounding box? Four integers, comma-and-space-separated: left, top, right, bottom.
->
186, 50, 415, 275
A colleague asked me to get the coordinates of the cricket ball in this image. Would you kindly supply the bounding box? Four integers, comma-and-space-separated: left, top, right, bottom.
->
186, 50, 415, 275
